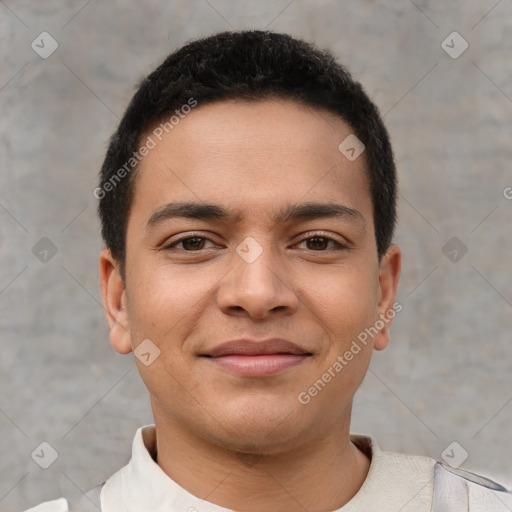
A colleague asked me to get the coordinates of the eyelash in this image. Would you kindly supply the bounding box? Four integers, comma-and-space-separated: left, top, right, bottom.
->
162, 232, 350, 252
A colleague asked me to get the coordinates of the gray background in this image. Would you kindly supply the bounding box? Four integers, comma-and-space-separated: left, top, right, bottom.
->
1, 0, 512, 510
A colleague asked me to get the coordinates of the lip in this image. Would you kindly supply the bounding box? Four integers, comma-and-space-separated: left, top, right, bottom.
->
201, 338, 313, 377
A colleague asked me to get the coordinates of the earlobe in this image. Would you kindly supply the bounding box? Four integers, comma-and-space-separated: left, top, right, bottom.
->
374, 244, 402, 352
99, 249, 133, 355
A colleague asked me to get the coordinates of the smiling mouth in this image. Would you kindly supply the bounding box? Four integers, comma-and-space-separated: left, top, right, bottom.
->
203, 353, 312, 376
201, 338, 313, 377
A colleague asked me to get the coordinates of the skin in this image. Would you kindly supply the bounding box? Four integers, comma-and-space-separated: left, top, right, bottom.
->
99, 98, 401, 511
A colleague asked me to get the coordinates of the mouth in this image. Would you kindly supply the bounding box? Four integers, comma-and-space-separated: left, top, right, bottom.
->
200, 338, 313, 377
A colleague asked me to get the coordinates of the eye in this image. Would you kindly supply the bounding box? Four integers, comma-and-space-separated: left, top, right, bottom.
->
163, 235, 216, 251
295, 234, 349, 251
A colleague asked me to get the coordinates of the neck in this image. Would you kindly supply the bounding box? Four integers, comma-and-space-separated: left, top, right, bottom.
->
151, 405, 370, 511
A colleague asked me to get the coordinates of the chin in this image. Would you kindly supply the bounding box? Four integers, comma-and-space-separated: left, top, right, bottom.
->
218, 426, 306, 457
207, 401, 311, 454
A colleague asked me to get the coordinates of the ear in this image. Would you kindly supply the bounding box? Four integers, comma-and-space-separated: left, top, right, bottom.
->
99, 248, 133, 354
373, 244, 402, 351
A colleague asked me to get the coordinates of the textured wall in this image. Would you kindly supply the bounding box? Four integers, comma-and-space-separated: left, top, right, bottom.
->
1, 0, 511, 509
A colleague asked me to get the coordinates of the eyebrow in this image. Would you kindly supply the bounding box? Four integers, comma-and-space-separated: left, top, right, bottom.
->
146, 201, 365, 230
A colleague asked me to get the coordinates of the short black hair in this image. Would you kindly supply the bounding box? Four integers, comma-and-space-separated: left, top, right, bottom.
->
98, 30, 397, 281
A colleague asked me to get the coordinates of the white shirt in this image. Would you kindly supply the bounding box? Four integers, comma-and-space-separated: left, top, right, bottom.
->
24, 424, 512, 511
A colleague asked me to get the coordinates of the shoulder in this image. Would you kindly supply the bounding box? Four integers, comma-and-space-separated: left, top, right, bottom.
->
374, 441, 512, 510
353, 435, 512, 510
21, 483, 103, 512
433, 461, 512, 510
22, 498, 69, 512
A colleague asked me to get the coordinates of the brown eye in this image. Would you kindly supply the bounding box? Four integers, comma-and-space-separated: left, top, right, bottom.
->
180, 237, 206, 250
164, 236, 215, 251
297, 235, 347, 251
306, 237, 329, 250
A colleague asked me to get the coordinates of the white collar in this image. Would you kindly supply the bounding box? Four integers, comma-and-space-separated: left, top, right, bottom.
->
100, 424, 435, 512
101, 425, 233, 512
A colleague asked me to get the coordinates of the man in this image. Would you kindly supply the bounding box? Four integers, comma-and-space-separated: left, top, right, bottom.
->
25, 30, 512, 511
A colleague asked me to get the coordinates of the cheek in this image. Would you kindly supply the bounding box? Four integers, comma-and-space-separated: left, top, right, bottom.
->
127, 261, 211, 335
306, 266, 379, 401
302, 263, 379, 335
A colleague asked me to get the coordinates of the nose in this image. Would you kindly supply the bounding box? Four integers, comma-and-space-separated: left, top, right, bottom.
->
216, 240, 299, 320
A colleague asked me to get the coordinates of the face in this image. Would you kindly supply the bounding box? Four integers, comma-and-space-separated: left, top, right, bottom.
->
100, 98, 401, 455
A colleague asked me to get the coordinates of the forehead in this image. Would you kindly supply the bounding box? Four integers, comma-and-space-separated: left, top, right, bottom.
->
130, 98, 372, 227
